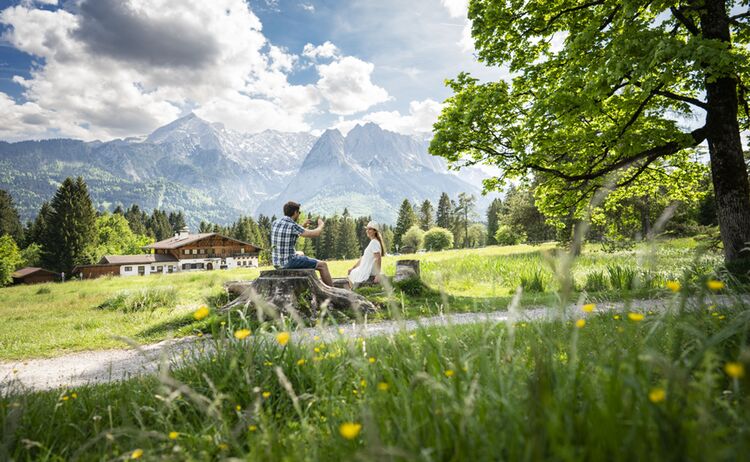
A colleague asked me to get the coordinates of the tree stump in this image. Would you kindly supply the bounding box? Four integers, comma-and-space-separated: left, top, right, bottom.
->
394, 259, 420, 282
221, 269, 376, 321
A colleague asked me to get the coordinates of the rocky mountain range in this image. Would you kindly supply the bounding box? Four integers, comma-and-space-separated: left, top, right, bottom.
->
0, 114, 490, 225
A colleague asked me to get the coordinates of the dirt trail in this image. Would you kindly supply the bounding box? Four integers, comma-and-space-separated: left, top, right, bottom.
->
0, 296, 738, 392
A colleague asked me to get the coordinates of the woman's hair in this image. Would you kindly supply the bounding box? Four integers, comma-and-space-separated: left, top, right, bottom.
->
372, 229, 387, 256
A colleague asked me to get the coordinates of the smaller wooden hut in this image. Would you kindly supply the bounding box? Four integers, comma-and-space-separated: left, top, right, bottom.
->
11, 267, 60, 285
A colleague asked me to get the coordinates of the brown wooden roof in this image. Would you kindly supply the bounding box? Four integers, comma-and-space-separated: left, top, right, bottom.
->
11, 267, 60, 278
97, 254, 179, 265
143, 233, 261, 251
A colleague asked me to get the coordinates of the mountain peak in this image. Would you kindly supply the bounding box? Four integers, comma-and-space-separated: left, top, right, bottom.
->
146, 112, 221, 146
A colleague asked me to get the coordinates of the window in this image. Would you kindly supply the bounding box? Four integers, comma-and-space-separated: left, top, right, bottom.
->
240, 247, 245, 254
124, 266, 132, 271
150, 266, 156, 271
182, 264, 189, 270
192, 249, 198, 255
183, 249, 189, 255
200, 249, 206, 254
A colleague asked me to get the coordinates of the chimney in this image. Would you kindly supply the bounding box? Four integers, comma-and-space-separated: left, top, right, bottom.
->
179, 226, 190, 238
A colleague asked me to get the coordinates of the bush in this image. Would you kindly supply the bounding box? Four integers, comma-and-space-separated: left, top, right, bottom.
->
423, 227, 454, 251
401, 226, 425, 250
494, 225, 525, 246
519, 269, 548, 293
97, 287, 177, 313
607, 264, 638, 290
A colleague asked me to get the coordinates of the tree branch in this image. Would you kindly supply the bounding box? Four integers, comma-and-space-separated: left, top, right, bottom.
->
527, 0, 605, 35
730, 12, 750, 21
526, 126, 708, 182
670, 6, 700, 35
653, 90, 708, 109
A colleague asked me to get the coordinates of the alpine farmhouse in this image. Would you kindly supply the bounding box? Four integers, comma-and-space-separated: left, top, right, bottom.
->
74, 227, 261, 279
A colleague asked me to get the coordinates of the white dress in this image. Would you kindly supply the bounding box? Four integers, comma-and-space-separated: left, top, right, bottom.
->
349, 239, 382, 284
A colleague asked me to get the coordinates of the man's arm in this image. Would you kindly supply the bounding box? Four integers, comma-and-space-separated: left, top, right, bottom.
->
300, 218, 325, 238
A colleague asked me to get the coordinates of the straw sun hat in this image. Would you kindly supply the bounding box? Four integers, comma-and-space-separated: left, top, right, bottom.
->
365, 221, 381, 232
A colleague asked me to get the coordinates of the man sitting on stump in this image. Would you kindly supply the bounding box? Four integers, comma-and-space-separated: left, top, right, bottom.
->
271, 201, 333, 286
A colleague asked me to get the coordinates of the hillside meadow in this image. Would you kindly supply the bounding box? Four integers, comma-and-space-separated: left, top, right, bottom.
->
0, 239, 722, 360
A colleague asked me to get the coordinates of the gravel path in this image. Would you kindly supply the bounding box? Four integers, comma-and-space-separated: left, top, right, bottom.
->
1, 295, 741, 392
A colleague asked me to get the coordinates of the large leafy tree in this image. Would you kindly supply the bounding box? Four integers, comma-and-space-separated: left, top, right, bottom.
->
431, 0, 750, 268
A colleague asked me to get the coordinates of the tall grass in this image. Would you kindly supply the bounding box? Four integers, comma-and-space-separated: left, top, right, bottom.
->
1, 286, 748, 460
97, 287, 178, 313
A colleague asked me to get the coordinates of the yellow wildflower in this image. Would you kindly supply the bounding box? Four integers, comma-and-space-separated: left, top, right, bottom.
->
575, 319, 586, 329
193, 306, 209, 320
314, 347, 320, 353
648, 387, 666, 403
339, 422, 362, 440
725, 362, 745, 379
444, 369, 455, 378
71, 393, 77, 399
263, 361, 273, 366
131, 449, 143, 459
377, 382, 390, 392
338, 328, 345, 334
360, 379, 367, 387
276, 332, 290, 346
61, 395, 69, 401
234, 329, 251, 340
666, 280, 681, 292
297, 358, 306, 366
313, 335, 320, 341
628, 312, 644, 322
582, 303, 595, 313
218, 443, 228, 451
262, 391, 271, 399
707, 280, 725, 291
368, 357, 376, 364
235, 404, 242, 411
613, 315, 620, 320
168, 431, 179, 440
248, 425, 258, 432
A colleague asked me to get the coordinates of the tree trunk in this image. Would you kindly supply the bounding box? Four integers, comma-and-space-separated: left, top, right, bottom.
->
701, 0, 750, 268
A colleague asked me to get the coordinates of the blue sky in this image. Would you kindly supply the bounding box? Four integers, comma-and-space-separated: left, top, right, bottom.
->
0, 0, 497, 141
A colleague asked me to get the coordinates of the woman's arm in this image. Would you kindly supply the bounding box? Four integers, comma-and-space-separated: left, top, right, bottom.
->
372, 253, 382, 282
348, 257, 362, 275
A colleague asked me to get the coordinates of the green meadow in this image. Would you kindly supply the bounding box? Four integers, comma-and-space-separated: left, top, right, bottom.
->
0, 239, 719, 360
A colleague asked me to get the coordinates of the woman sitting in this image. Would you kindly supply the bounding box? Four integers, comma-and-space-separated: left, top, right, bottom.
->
347, 221, 386, 288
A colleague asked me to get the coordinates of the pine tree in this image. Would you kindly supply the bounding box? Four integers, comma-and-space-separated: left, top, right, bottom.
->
26, 201, 52, 247
336, 216, 360, 259
355, 216, 371, 252
148, 209, 173, 241
42, 177, 97, 273
454, 193, 477, 248
486, 198, 503, 245
320, 215, 339, 260
436, 192, 452, 229
394, 199, 417, 249
0, 189, 24, 243
125, 205, 148, 236
198, 221, 212, 233
419, 200, 434, 231
168, 211, 187, 233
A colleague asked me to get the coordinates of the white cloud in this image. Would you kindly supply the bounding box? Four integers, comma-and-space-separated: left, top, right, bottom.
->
302, 41, 339, 60
316, 56, 390, 115
332, 98, 443, 135
441, 0, 467, 18
300, 3, 315, 12
0, 0, 320, 140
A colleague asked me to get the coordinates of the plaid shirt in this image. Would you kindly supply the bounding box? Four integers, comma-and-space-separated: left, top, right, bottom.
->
271, 216, 306, 267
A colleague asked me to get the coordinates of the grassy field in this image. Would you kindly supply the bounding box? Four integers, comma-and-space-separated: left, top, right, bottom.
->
1, 288, 748, 461
0, 239, 723, 360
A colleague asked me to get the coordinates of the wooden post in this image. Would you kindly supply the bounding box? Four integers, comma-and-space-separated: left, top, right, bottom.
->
394, 259, 420, 282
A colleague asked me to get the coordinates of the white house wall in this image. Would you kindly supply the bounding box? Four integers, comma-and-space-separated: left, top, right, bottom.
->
117, 256, 258, 277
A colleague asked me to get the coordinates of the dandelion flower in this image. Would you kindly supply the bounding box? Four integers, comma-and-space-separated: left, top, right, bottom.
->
338, 328, 345, 334
71, 393, 77, 399
613, 315, 620, 320
368, 357, 376, 364
235, 404, 242, 411
725, 362, 745, 379
628, 312, 644, 322
377, 382, 390, 392
218, 443, 228, 451
444, 369, 455, 378
297, 358, 306, 366
339, 422, 362, 440
234, 329, 251, 340
582, 303, 595, 313
276, 332, 290, 346
648, 387, 666, 403
313, 335, 320, 341
131, 449, 143, 459
248, 425, 257, 432
575, 319, 586, 329
61, 396, 69, 401
666, 280, 681, 292
262, 391, 271, 399
193, 306, 210, 320
168, 431, 179, 440
707, 280, 725, 291
360, 379, 367, 387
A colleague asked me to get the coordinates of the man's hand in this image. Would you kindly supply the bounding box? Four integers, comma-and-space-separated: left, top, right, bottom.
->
303, 219, 312, 227
317, 218, 325, 228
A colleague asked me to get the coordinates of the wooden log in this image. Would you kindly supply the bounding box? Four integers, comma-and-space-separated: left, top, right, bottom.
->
394, 259, 420, 282
220, 269, 377, 321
